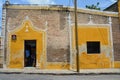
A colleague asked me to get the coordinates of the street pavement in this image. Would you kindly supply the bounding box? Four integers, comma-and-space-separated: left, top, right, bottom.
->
0, 74, 119, 80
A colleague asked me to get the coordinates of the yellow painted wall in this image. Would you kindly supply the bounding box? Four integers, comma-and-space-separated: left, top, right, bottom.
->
77, 27, 109, 45
72, 25, 112, 69
8, 20, 45, 68
114, 61, 120, 68
45, 62, 69, 70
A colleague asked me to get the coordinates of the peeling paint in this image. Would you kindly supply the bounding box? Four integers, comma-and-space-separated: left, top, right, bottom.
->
72, 25, 113, 69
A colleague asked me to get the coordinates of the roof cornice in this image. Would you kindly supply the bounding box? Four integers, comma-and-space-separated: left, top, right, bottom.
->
4, 4, 118, 17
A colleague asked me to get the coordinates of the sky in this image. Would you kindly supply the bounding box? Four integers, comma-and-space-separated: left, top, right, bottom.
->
0, 0, 117, 35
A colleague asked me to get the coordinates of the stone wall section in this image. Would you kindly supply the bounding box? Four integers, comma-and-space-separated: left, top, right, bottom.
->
70, 12, 109, 24
6, 8, 120, 63
6, 9, 70, 62
112, 17, 120, 61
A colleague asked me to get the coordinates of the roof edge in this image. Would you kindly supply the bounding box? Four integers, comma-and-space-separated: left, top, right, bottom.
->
4, 4, 118, 17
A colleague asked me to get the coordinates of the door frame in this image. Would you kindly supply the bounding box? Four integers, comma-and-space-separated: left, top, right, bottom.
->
24, 40, 36, 67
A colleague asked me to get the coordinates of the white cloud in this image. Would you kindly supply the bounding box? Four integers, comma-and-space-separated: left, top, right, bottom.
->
26, 0, 55, 4
110, 0, 117, 2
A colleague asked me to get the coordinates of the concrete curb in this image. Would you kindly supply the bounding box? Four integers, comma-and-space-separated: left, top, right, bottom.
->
0, 69, 120, 75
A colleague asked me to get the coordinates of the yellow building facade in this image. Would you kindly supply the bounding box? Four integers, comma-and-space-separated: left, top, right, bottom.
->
7, 19, 117, 70
0, 1, 120, 73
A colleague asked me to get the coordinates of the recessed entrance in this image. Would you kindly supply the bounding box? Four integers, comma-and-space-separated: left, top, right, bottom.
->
24, 40, 36, 67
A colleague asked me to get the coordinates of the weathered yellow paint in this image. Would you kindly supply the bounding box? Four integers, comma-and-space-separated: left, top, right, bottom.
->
8, 20, 45, 68
114, 61, 120, 68
80, 52, 111, 69
72, 26, 110, 49
72, 25, 112, 69
45, 62, 69, 70
77, 27, 109, 45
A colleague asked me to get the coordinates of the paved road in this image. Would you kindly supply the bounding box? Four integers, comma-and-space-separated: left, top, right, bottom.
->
0, 74, 119, 80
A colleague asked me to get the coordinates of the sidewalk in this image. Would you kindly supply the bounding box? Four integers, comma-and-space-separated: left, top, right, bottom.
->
0, 68, 120, 74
